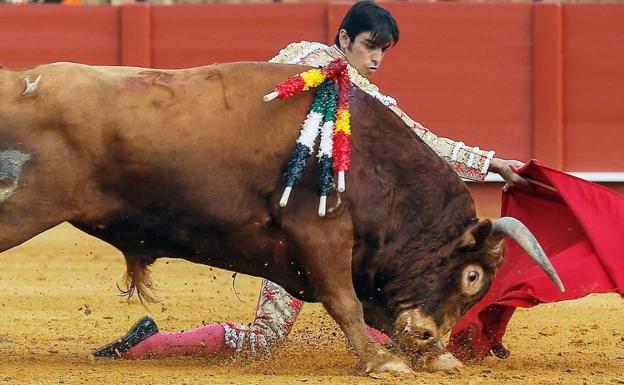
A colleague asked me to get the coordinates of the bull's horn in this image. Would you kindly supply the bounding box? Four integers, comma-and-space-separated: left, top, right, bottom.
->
492, 217, 565, 292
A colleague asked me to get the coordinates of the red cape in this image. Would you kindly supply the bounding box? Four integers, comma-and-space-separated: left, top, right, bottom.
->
447, 160, 624, 362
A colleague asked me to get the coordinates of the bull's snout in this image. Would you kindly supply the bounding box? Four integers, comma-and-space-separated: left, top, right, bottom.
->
393, 309, 439, 348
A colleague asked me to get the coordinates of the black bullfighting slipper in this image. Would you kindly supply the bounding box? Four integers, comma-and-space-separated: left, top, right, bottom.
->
93, 316, 159, 358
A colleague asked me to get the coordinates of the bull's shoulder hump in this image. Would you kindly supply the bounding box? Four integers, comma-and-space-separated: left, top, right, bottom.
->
48, 62, 149, 78
207, 61, 313, 88
216, 61, 311, 72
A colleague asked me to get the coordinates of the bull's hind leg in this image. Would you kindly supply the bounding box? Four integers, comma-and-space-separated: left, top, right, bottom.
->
282, 208, 411, 375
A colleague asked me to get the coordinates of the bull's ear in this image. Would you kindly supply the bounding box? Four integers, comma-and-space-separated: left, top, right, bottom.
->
458, 218, 493, 251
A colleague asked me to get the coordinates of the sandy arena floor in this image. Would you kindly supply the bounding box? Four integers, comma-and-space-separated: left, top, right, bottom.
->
0, 223, 622, 385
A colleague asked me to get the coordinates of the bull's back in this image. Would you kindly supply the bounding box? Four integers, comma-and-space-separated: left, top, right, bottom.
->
106, 62, 312, 183
1, 62, 315, 225
97, 62, 315, 217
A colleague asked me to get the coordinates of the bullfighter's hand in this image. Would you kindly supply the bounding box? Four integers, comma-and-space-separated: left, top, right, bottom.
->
222, 323, 271, 355
489, 158, 530, 191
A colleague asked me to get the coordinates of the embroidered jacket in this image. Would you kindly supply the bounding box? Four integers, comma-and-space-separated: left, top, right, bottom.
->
270, 41, 495, 182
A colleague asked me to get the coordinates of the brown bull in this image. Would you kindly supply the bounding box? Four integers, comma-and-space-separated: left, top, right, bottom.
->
0, 62, 562, 374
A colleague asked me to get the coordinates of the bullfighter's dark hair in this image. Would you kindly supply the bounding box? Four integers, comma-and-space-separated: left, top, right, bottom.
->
334, 1, 400, 48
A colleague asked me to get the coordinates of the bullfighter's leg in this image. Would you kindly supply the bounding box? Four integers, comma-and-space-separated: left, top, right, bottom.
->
94, 278, 304, 358
94, 277, 394, 359
93, 316, 227, 358
282, 212, 411, 375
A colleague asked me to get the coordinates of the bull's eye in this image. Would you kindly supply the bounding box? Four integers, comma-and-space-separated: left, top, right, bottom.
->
461, 264, 485, 295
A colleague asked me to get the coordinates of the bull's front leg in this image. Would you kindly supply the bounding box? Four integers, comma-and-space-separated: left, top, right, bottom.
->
282, 207, 411, 376
317, 279, 412, 374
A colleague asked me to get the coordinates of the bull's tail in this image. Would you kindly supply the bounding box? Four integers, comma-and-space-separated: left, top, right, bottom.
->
119, 254, 159, 304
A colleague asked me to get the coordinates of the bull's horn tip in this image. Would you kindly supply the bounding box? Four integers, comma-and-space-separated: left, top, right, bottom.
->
263, 91, 278, 102
555, 278, 565, 293
494, 217, 565, 293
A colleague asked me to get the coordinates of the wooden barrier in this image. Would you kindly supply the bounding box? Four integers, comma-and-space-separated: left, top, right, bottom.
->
563, 4, 624, 172
0, 5, 119, 67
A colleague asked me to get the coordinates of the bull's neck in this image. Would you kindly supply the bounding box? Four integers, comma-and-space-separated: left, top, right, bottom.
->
345, 89, 477, 312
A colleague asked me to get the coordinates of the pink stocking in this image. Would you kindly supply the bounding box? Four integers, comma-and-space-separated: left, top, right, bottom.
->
367, 325, 393, 345
122, 323, 226, 358
122, 279, 305, 358
121, 279, 392, 358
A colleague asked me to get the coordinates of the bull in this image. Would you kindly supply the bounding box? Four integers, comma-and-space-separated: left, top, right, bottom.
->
0, 61, 562, 374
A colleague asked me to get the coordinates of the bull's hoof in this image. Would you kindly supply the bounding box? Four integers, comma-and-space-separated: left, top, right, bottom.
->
93, 316, 159, 358
430, 352, 463, 371
411, 344, 463, 372
361, 350, 413, 376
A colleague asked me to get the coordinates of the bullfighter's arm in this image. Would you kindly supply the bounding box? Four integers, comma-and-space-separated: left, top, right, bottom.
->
383, 103, 495, 182
270, 41, 495, 182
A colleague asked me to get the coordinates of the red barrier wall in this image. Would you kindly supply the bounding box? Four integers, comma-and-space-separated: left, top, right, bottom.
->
2, 3, 620, 172
0, 5, 119, 67
0, 3, 622, 216
563, 4, 624, 172
150, 3, 328, 68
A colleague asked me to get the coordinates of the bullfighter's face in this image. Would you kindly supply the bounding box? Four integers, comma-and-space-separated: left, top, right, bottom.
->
338, 30, 391, 79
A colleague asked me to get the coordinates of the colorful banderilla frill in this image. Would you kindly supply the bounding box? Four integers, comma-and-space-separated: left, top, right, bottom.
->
263, 59, 352, 217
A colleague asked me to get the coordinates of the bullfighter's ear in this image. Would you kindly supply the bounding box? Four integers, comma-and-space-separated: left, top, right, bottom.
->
458, 219, 493, 251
